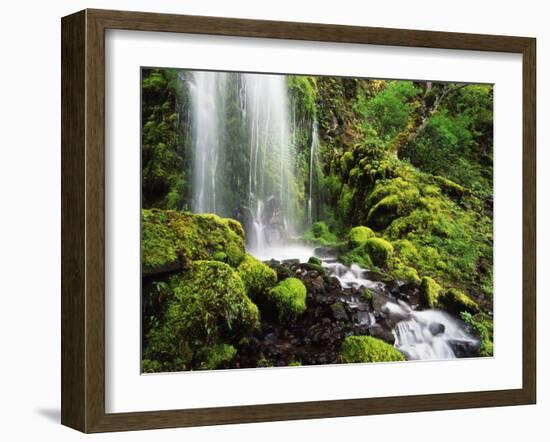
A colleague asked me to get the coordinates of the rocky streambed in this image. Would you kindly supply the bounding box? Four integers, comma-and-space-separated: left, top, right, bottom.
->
229, 250, 480, 369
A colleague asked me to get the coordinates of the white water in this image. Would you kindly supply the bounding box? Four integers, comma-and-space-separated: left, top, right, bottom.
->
189, 71, 227, 214
322, 260, 478, 360
307, 121, 320, 225
241, 74, 296, 256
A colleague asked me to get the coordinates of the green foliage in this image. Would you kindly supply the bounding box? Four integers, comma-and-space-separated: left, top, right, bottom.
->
267, 278, 307, 323
460, 312, 494, 357
347, 226, 375, 248
304, 221, 338, 246
196, 344, 237, 370
141, 209, 246, 275
143, 260, 259, 372
419, 276, 442, 309
366, 177, 421, 230
341, 246, 374, 269
142, 68, 189, 209
439, 288, 480, 315
237, 254, 277, 301
340, 336, 405, 363
391, 261, 421, 284
362, 237, 394, 267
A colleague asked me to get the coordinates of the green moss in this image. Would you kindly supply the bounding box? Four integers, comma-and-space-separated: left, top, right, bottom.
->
288, 361, 302, 367
362, 237, 394, 267
340, 246, 374, 268
460, 312, 493, 357
308, 256, 322, 266
267, 278, 307, 323
392, 261, 421, 284
439, 288, 479, 315
237, 254, 277, 301
141, 212, 179, 275
340, 336, 405, 363
143, 260, 259, 372
361, 288, 373, 302
142, 209, 246, 275
196, 344, 237, 370
433, 175, 465, 198
366, 178, 421, 230
347, 226, 375, 248
304, 221, 338, 246
419, 276, 442, 308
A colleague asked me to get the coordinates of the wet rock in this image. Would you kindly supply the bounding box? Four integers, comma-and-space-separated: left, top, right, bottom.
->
313, 246, 338, 259
330, 301, 349, 321
364, 270, 393, 283
369, 323, 396, 345
282, 258, 300, 266
428, 322, 446, 336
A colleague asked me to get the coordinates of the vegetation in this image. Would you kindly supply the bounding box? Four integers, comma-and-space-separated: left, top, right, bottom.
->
267, 278, 307, 323
140, 70, 494, 370
340, 336, 405, 363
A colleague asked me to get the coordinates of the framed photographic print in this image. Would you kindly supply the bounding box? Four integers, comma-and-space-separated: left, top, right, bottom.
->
61, 9, 536, 433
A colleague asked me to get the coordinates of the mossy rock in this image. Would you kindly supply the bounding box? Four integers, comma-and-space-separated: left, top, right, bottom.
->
340, 336, 405, 363
419, 276, 442, 309
341, 246, 374, 269
141, 209, 246, 276
347, 226, 375, 248
460, 312, 493, 357
392, 262, 421, 284
267, 278, 307, 323
308, 256, 322, 266
143, 260, 259, 371
304, 221, 338, 246
237, 254, 277, 301
439, 288, 479, 315
362, 237, 394, 267
366, 178, 421, 230
196, 344, 237, 370
433, 175, 465, 198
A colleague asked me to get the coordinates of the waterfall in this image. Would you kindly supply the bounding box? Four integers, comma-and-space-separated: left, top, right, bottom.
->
189, 71, 227, 214
241, 74, 295, 255
188, 71, 300, 257
307, 121, 319, 225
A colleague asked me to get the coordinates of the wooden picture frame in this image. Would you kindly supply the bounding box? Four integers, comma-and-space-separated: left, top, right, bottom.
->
61, 8, 536, 433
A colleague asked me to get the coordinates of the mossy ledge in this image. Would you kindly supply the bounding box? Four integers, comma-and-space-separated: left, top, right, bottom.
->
142, 209, 246, 276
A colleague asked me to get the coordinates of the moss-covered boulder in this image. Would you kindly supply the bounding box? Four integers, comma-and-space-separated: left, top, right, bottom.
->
267, 278, 307, 323
391, 261, 421, 284
366, 178, 421, 230
340, 336, 405, 363
347, 226, 375, 248
143, 260, 259, 371
304, 221, 338, 246
439, 288, 479, 315
433, 175, 465, 198
419, 276, 442, 308
460, 312, 493, 357
142, 209, 246, 275
237, 254, 277, 300
362, 237, 394, 267
341, 246, 374, 268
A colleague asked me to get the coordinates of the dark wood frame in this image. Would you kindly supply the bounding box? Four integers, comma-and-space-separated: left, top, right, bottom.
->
61, 8, 536, 433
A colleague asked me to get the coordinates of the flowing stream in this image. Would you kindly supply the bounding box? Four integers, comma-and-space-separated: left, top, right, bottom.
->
322, 260, 478, 360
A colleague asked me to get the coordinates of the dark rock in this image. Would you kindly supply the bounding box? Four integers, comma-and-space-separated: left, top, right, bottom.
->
313, 246, 338, 259
369, 323, 396, 345
330, 301, 349, 321
428, 322, 446, 336
365, 270, 393, 283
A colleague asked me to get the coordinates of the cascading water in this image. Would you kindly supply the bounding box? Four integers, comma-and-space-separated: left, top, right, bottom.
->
189, 71, 227, 214
323, 260, 479, 360
241, 74, 295, 256
307, 121, 320, 225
